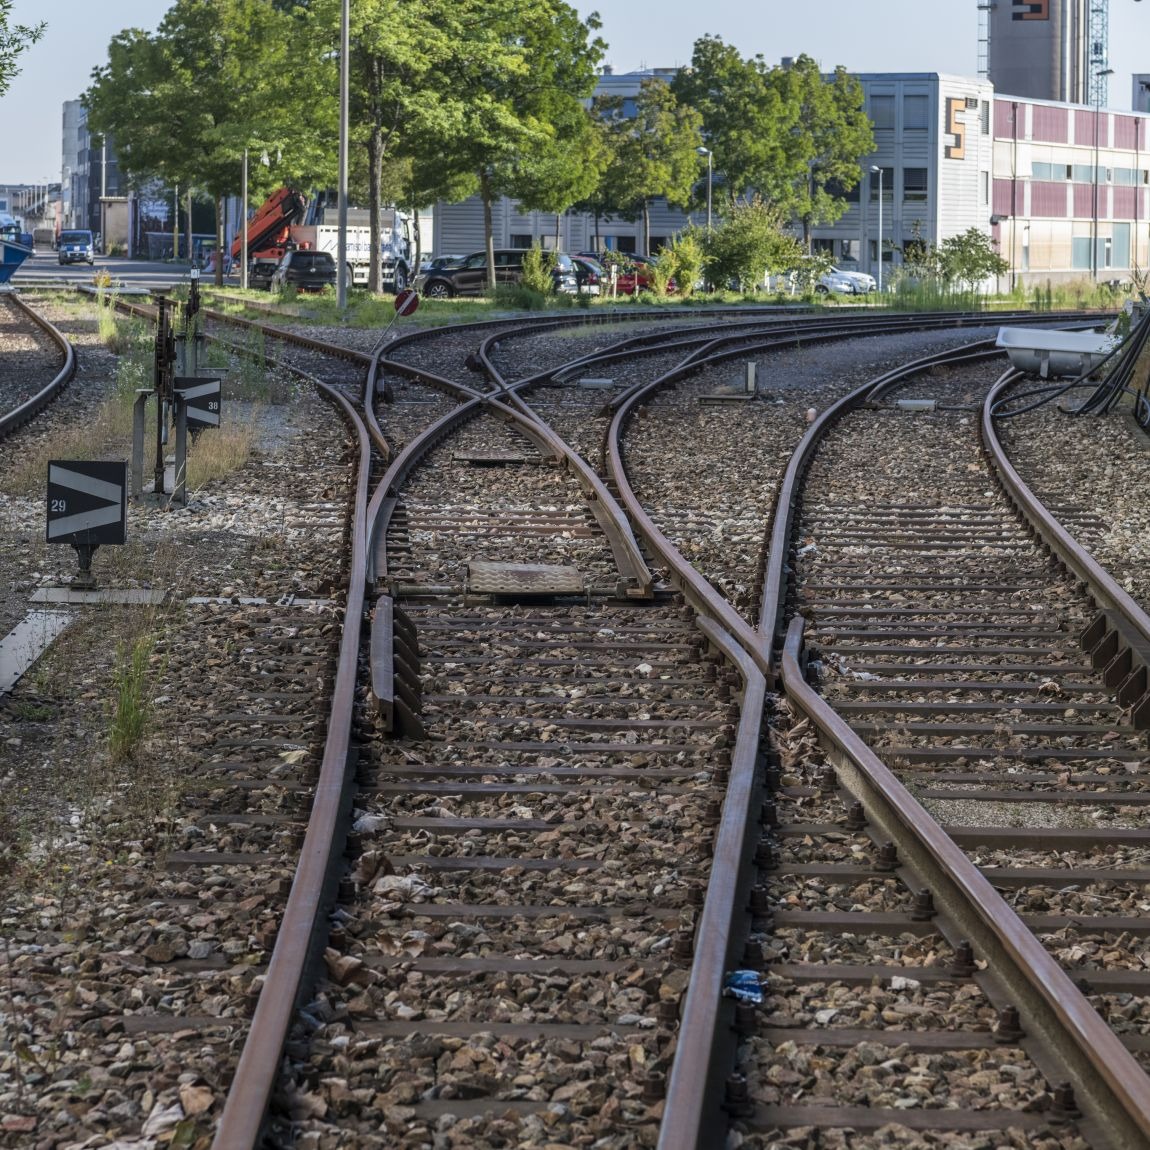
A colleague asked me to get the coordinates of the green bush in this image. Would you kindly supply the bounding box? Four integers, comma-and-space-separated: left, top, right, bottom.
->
493, 282, 550, 310
519, 245, 556, 295
663, 229, 706, 298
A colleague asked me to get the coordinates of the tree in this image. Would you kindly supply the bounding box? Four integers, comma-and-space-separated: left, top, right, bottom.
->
407, 0, 604, 290
0, 1, 43, 96
85, 0, 334, 284
937, 228, 1009, 289
598, 79, 703, 256
705, 198, 803, 292
671, 40, 873, 246
670, 36, 790, 206
768, 55, 873, 250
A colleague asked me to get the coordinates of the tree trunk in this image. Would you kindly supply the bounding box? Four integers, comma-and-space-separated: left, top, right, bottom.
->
482, 172, 496, 292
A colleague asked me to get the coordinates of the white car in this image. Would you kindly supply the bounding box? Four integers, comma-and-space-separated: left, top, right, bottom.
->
832, 265, 877, 292
815, 268, 862, 294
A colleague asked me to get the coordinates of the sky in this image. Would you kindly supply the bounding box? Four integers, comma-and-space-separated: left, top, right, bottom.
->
1, 0, 1148, 185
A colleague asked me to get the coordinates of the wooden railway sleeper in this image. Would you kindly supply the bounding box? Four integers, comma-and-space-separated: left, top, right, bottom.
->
1081, 609, 1150, 728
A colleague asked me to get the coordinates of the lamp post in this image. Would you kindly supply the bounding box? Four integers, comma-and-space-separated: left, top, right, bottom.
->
337, 0, 349, 308
696, 146, 712, 230
241, 148, 249, 289
1091, 66, 1115, 282
870, 164, 884, 293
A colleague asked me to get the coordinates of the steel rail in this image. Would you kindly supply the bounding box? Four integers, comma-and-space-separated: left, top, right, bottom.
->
404, 351, 657, 598
604, 310, 1098, 418
210, 380, 372, 1150
984, 370, 1150, 648
779, 615, 1150, 1150
656, 616, 766, 1150
757, 340, 1005, 669
0, 293, 76, 436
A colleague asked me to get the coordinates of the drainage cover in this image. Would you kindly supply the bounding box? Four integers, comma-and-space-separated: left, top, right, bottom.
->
466, 561, 584, 596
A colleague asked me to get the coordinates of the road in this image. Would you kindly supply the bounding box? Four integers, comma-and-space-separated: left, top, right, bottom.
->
9, 249, 232, 291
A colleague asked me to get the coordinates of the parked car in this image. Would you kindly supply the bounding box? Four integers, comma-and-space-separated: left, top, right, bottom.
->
550, 252, 579, 294
834, 265, 877, 292
571, 255, 604, 295
583, 251, 675, 294
418, 254, 464, 275
248, 257, 279, 290
270, 249, 337, 292
413, 248, 575, 298
822, 265, 877, 294
57, 229, 95, 265
815, 267, 865, 295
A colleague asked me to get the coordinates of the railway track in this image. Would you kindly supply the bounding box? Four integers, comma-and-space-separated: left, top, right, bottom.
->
3, 292, 1149, 1148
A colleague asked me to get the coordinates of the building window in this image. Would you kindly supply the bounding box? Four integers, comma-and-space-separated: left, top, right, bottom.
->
812, 237, 834, 256
826, 177, 860, 203
903, 168, 928, 202
904, 95, 929, 130
869, 95, 895, 130
1113, 223, 1131, 268
870, 167, 894, 200
1072, 236, 1092, 269
1032, 161, 1054, 181
841, 238, 861, 262
981, 101, 991, 134
615, 236, 636, 254
510, 234, 533, 249
981, 171, 990, 205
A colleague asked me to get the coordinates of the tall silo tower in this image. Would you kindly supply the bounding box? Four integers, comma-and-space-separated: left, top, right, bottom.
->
987, 0, 1101, 106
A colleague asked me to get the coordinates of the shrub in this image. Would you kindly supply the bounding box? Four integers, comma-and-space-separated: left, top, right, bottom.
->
519, 245, 556, 295
663, 228, 707, 298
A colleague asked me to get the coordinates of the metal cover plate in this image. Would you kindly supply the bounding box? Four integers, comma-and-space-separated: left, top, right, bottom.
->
0, 610, 72, 694
454, 450, 537, 466
467, 561, 584, 595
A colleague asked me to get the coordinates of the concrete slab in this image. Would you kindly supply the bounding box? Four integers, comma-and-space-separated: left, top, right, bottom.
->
31, 587, 168, 605
0, 610, 73, 694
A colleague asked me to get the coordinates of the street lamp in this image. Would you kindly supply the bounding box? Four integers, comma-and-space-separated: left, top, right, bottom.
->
696, 146, 712, 230
870, 164, 884, 293
241, 148, 249, 289
1092, 66, 1115, 282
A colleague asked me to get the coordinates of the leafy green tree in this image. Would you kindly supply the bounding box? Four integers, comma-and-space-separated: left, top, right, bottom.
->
0, 1, 43, 95
705, 198, 803, 292
0, 1, 41, 94
671, 39, 873, 247
670, 36, 790, 205
768, 55, 873, 250
408, 0, 604, 290
938, 227, 1009, 289
85, 0, 329, 284
598, 79, 703, 256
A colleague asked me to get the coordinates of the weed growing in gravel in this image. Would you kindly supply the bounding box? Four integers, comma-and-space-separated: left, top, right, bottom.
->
185, 418, 260, 489
107, 633, 155, 763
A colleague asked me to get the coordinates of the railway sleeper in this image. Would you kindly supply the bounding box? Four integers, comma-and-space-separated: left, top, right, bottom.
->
1081, 609, 1150, 728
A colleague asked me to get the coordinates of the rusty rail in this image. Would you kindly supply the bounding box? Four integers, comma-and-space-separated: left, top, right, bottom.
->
656, 617, 767, 1150
210, 380, 371, 1150
779, 615, 1150, 1150
0, 293, 76, 436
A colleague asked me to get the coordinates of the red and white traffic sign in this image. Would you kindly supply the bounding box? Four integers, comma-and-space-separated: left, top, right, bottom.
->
394, 288, 420, 316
